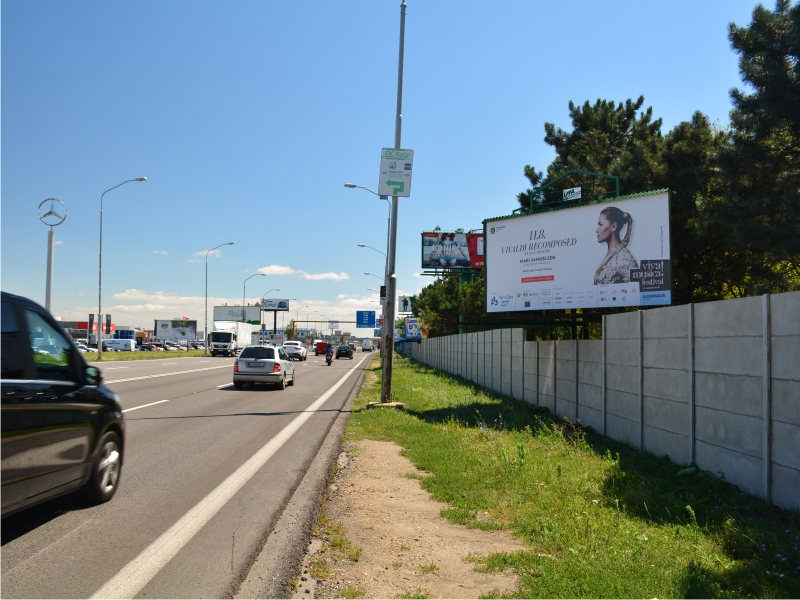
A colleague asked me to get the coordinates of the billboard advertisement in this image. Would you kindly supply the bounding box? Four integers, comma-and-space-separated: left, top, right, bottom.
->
261, 298, 290, 311
485, 191, 671, 312
154, 319, 198, 341
404, 318, 421, 339
213, 306, 261, 324
421, 232, 484, 269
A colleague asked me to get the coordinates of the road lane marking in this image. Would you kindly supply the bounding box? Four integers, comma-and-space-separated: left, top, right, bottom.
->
217, 383, 233, 388
104, 367, 129, 370
106, 365, 230, 384
161, 363, 177, 365
122, 400, 169, 413
91, 353, 369, 599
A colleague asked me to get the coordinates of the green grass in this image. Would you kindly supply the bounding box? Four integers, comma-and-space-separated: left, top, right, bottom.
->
88, 349, 213, 362
419, 561, 439, 575
345, 355, 800, 598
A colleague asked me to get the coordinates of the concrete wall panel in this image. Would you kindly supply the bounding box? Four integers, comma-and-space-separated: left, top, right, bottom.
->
695, 336, 763, 377
578, 382, 602, 412
771, 335, 800, 381
643, 367, 690, 403
643, 303, 689, 338
643, 395, 687, 436
695, 439, 762, 497
643, 425, 689, 465
770, 464, 800, 511
606, 413, 639, 447
695, 406, 762, 458
643, 337, 688, 370
579, 361, 603, 389
771, 421, 800, 471
772, 380, 800, 427
605, 311, 639, 340
606, 364, 639, 395
694, 372, 761, 417
578, 339, 602, 363
578, 405, 603, 431
606, 339, 640, 366
606, 389, 638, 420
770, 290, 800, 334
695, 295, 763, 337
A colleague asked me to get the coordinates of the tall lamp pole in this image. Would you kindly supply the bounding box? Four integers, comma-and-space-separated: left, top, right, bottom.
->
205, 242, 235, 355
294, 305, 309, 340
97, 177, 146, 360
380, 0, 408, 403
243, 274, 266, 322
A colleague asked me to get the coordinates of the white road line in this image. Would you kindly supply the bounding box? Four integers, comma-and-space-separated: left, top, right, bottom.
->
161, 363, 177, 365
106, 365, 230, 384
122, 400, 169, 413
91, 353, 369, 599
104, 367, 129, 370
217, 383, 233, 388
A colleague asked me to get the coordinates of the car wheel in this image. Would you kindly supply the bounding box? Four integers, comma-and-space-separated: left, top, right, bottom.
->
288, 371, 295, 386
80, 431, 122, 504
277, 375, 286, 390
234, 381, 243, 390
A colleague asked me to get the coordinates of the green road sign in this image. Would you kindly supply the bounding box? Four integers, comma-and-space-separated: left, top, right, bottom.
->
378, 148, 413, 197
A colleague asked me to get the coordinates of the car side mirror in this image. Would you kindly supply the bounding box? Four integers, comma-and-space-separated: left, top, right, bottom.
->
85, 366, 103, 386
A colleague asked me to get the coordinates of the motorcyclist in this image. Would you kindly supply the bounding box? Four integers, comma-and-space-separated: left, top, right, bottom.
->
325, 343, 334, 363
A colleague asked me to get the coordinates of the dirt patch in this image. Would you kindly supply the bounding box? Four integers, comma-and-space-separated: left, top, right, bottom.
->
293, 439, 524, 599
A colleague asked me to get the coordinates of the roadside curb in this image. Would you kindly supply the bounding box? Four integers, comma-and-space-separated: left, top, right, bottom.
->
233, 357, 369, 599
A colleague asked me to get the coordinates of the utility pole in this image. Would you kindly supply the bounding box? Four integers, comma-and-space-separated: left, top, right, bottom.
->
381, 0, 407, 404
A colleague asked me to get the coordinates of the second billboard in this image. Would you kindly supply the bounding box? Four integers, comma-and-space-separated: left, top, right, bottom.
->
485, 191, 671, 312
421, 232, 484, 269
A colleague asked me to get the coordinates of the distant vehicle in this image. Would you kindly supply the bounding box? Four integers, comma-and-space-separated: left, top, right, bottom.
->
336, 344, 354, 360
233, 345, 296, 390
1, 291, 125, 517
103, 339, 135, 352
314, 341, 330, 356
282, 341, 307, 361
361, 340, 373, 352
210, 321, 251, 357
140, 344, 163, 352
277, 301, 289, 309
75, 344, 95, 353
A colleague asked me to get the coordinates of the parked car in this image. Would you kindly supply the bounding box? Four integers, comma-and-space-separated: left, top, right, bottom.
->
74, 344, 95, 353
336, 344, 354, 359
282, 341, 307, 361
233, 345, 295, 390
1, 291, 125, 517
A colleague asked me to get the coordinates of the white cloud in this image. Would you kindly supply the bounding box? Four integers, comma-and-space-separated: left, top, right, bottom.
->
300, 271, 350, 281
72, 292, 85, 297
257, 264, 350, 281
244, 268, 250, 272
258, 264, 297, 276
195, 249, 221, 258
188, 258, 200, 263
55, 240, 64, 245
412, 273, 423, 277
154, 250, 168, 255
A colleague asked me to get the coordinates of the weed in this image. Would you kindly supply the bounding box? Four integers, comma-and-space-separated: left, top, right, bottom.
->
339, 585, 364, 598
419, 561, 438, 575
397, 587, 429, 599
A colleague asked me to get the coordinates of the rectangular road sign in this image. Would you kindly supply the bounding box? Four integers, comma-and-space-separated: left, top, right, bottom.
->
328, 320, 339, 329
378, 148, 413, 197
356, 310, 376, 328
374, 329, 381, 337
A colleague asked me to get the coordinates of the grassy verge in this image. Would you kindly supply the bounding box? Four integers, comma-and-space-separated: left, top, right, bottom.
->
87, 349, 215, 362
345, 355, 800, 598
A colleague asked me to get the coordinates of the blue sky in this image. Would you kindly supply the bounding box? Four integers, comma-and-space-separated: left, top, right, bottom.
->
2, 0, 759, 330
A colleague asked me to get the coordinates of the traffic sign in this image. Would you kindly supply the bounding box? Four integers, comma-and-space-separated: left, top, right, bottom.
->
356, 311, 376, 328
398, 296, 413, 313
380, 285, 387, 305
378, 148, 413, 197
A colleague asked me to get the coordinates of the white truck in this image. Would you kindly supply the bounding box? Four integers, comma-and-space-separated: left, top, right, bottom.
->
209, 321, 251, 357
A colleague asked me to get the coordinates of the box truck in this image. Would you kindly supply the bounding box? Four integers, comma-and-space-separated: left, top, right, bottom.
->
209, 322, 251, 357
102, 339, 135, 352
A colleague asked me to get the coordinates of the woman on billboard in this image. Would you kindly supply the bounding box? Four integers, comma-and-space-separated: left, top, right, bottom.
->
429, 232, 470, 267
594, 207, 638, 284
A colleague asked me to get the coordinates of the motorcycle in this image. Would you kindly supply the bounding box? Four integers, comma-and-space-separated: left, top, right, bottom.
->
326, 352, 333, 366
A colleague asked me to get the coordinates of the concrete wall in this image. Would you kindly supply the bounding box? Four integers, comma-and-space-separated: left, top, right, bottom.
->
409, 291, 800, 511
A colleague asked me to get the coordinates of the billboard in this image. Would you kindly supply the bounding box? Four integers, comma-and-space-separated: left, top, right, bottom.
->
398, 296, 413, 312
404, 318, 421, 339
485, 191, 671, 312
213, 306, 261, 324
261, 298, 290, 311
421, 232, 484, 269
155, 319, 198, 341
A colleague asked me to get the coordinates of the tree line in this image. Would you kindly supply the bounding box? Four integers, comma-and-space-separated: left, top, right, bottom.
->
413, 0, 799, 338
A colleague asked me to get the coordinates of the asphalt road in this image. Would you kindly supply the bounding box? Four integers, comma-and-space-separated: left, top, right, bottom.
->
1, 351, 372, 598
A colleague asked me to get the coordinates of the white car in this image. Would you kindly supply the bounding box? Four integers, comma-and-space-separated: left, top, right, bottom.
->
282, 341, 308, 361
233, 345, 296, 390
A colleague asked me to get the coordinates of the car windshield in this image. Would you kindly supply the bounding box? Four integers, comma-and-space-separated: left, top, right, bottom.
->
210, 332, 232, 342
239, 347, 275, 359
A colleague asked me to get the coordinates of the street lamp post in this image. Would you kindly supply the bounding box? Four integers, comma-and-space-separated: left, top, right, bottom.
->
307, 310, 318, 342
294, 305, 309, 340
205, 242, 235, 355
243, 274, 266, 322
97, 177, 146, 360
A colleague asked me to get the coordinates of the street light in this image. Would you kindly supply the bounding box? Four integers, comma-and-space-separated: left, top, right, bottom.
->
364, 272, 384, 281
294, 305, 309, 340
243, 274, 266, 322
205, 242, 235, 355
97, 177, 146, 360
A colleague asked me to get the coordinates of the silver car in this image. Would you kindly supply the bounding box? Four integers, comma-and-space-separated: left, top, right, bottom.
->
282, 341, 307, 361
233, 345, 296, 390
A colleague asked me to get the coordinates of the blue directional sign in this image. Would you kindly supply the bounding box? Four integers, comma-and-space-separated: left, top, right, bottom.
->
356, 310, 376, 328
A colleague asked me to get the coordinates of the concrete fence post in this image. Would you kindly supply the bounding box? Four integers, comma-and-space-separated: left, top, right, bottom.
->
602, 314, 607, 436
638, 310, 644, 452
575, 340, 580, 422
763, 293, 772, 503
689, 303, 696, 465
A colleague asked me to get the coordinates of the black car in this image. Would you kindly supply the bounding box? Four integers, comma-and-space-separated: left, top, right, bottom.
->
335, 344, 353, 359
1, 292, 125, 518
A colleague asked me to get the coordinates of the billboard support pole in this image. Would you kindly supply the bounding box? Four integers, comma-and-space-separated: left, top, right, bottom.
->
381, 0, 406, 405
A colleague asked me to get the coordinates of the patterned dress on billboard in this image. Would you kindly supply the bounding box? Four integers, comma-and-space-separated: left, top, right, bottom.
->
594, 247, 639, 284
